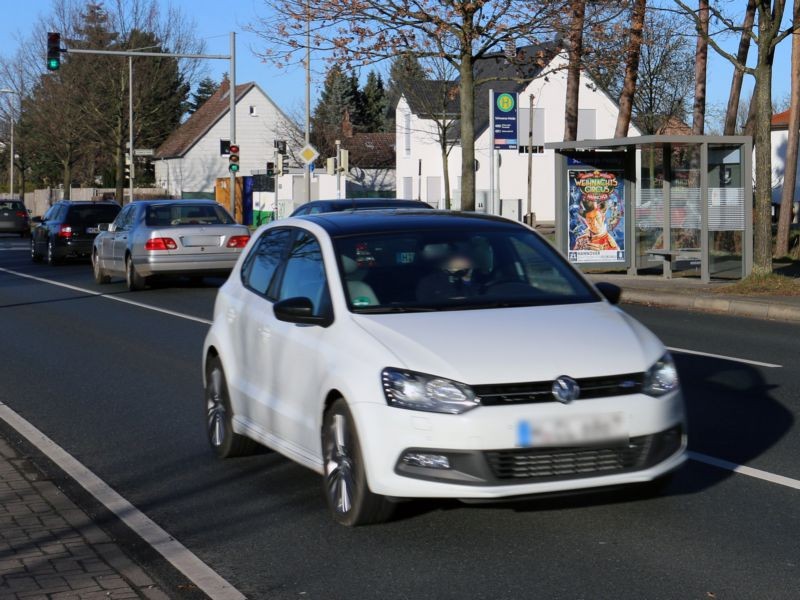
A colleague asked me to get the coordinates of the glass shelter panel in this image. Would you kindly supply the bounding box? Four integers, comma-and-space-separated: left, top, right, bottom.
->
708, 145, 745, 279
636, 146, 665, 271
670, 144, 701, 276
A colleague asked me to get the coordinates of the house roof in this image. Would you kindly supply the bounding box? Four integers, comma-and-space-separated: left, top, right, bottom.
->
156, 81, 255, 159
345, 132, 395, 169
772, 109, 789, 129
402, 80, 461, 117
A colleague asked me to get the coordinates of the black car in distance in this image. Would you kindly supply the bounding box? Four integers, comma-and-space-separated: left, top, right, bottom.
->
31, 200, 121, 265
289, 198, 432, 217
0, 200, 31, 237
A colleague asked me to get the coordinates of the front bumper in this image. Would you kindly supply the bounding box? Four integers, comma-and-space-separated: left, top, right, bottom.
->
351, 390, 687, 499
134, 252, 239, 277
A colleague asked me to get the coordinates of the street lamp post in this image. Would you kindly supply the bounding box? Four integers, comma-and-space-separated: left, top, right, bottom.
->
0, 89, 18, 200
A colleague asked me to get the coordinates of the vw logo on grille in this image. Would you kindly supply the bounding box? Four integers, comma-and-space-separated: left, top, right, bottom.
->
552, 376, 580, 404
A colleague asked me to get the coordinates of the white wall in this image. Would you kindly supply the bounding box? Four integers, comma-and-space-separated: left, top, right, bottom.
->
771, 129, 799, 204
396, 54, 638, 222
155, 85, 300, 197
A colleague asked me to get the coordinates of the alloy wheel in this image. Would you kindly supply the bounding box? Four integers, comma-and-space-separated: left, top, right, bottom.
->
325, 413, 356, 514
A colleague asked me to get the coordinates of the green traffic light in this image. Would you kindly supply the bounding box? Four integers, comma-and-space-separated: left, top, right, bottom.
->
229, 164, 239, 173
47, 58, 60, 71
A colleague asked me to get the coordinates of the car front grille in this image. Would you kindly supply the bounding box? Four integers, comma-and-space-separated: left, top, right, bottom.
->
474, 373, 644, 406
484, 425, 683, 482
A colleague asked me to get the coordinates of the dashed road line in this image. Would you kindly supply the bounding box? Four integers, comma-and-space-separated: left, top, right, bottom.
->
666, 346, 782, 369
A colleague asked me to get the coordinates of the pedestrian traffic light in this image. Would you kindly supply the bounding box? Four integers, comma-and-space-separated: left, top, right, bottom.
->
47, 32, 61, 71
228, 144, 240, 173
266, 161, 275, 177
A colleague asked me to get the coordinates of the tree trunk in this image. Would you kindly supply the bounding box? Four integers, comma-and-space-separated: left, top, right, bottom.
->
724, 0, 757, 135
753, 58, 775, 273
459, 53, 476, 211
62, 145, 71, 200
614, 0, 647, 138
442, 144, 452, 210
692, 0, 709, 135
564, 0, 586, 141
775, 0, 800, 257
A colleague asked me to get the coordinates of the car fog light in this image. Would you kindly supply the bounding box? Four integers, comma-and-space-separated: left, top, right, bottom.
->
401, 452, 451, 469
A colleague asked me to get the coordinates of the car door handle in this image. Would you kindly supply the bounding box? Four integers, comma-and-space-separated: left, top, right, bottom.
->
258, 326, 271, 340
226, 308, 237, 323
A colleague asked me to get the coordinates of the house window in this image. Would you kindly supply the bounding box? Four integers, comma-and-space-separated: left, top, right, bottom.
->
249, 105, 258, 117
403, 112, 412, 157
518, 146, 545, 154
220, 139, 231, 156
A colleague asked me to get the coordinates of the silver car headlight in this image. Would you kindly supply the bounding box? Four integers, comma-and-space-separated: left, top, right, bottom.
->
381, 368, 479, 414
643, 353, 679, 397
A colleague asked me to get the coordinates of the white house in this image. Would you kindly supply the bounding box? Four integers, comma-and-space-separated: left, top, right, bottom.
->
770, 110, 799, 217
155, 80, 300, 198
396, 47, 640, 223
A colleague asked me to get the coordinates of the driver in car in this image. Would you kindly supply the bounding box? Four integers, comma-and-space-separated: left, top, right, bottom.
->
416, 246, 482, 302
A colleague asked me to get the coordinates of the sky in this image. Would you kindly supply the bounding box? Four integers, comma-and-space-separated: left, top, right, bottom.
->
0, 0, 793, 124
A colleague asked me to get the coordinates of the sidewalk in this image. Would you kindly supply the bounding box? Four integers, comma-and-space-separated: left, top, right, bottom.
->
0, 435, 169, 600
587, 273, 800, 323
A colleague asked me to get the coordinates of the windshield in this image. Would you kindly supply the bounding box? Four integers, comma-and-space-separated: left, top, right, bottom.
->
334, 228, 599, 313
0, 201, 25, 212
66, 204, 120, 226
145, 204, 234, 227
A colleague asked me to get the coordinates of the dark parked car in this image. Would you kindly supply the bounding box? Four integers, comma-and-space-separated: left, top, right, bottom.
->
0, 200, 31, 237
31, 200, 121, 265
289, 198, 432, 217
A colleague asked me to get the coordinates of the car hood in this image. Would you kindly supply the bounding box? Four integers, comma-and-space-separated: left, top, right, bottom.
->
350, 302, 664, 385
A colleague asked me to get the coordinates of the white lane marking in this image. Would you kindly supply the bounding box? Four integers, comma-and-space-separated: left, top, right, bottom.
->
689, 451, 800, 491
0, 266, 213, 325
667, 346, 782, 369
0, 403, 246, 600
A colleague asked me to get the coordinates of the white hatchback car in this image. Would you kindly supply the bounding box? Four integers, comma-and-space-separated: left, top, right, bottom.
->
203, 211, 687, 526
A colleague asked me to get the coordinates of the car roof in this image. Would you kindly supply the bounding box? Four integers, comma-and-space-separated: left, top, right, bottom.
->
298, 210, 524, 236
133, 199, 220, 207
303, 199, 430, 207
58, 200, 120, 206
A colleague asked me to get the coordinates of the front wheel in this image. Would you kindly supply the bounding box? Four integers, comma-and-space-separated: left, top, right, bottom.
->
125, 256, 147, 291
205, 356, 258, 458
92, 252, 110, 284
322, 399, 394, 526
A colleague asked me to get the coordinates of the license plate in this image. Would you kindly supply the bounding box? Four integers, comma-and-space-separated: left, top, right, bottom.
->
517, 412, 628, 448
86, 227, 99, 234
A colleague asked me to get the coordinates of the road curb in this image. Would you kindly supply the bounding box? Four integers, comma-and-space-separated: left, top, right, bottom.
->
620, 289, 800, 323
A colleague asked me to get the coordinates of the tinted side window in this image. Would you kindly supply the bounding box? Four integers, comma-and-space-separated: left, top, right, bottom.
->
242, 229, 293, 297
277, 232, 330, 317
114, 206, 133, 231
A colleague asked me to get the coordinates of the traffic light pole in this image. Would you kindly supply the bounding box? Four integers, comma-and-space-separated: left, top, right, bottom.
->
229, 31, 236, 220
129, 56, 134, 205
63, 42, 236, 213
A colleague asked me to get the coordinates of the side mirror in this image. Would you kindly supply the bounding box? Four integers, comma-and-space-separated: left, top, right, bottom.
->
98, 223, 110, 232
273, 296, 331, 327
595, 282, 622, 305
31, 216, 43, 223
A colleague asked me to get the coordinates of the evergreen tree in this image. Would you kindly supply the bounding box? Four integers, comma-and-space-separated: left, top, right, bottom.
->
356, 71, 387, 132
311, 65, 359, 155
385, 54, 428, 129
188, 77, 220, 114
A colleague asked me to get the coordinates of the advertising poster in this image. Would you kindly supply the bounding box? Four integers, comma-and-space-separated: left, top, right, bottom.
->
567, 170, 625, 264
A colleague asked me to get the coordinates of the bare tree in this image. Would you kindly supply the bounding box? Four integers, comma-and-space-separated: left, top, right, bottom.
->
615, 0, 647, 137
677, 0, 796, 273
691, 0, 709, 135
776, 0, 800, 256
724, 0, 757, 135
564, 0, 586, 142
249, 0, 566, 211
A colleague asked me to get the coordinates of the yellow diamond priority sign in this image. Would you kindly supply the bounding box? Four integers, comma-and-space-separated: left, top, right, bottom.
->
299, 144, 319, 165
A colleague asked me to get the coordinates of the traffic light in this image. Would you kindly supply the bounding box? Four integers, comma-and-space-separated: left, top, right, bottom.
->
266, 161, 275, 177
47, 32, 61, 71
124, 154, 131, 181
277, 154, 290, 176
228, 144, 240, 173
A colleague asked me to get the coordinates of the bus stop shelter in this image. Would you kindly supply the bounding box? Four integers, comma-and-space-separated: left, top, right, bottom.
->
545, 135, 753, 283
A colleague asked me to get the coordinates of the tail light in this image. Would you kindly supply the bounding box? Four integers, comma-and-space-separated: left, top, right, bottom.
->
15, 211, 27, 219
226, 235, 250, 249
145, 237, 177, 251
57, 225, 72, 238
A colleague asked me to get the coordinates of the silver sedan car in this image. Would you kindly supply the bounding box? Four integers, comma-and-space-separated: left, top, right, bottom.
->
92, 200, 251, 291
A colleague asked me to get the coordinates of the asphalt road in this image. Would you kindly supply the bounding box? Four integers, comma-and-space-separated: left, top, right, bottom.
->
1, 233, 798, 600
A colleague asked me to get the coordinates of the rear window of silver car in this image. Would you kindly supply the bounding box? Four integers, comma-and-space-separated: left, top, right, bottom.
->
145, 204, 234, 227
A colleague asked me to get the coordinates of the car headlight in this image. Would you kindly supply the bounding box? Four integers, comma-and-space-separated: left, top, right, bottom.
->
643, 353, 679, 396
381, 368, 479, 414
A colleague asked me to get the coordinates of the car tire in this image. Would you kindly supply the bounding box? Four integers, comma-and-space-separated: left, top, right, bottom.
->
205, 355, 259, 458
46, 240, 60, 265
125, 255, 147, 291
322, 399, 394, 526
31, 239, 42, 263
92, 252, 111, 284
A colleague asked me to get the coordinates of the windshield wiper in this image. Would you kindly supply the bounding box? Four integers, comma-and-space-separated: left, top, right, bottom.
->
352, 306, 440, 314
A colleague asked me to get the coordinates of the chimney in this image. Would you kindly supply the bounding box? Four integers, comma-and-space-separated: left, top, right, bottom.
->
504, 39, 517, 62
